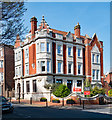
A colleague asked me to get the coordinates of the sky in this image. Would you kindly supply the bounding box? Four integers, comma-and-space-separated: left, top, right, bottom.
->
23, 2, 110, 74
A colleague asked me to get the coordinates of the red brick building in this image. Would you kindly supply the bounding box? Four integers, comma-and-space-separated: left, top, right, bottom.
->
14, 16, 104, 101
0, 44, 15, 97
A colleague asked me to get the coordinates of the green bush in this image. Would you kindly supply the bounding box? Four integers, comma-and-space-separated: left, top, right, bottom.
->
53, 84, 70, 98
108, 89, 112, 97
90, 86, 106, 97
40, 97, 47, 102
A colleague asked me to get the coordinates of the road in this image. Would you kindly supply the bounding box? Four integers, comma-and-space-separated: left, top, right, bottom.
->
2, 104, 112, 119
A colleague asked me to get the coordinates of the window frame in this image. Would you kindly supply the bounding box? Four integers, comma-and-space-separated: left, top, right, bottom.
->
57, 45, 62, 54
41, 61, 45, 72
68, 63, 72, 74
58, 62, 62, 73
33, 80, 37, 92
78, 48, 81, 57
78, 64, 81, 75
26, 81, 30, 93
47, 42, 50, 53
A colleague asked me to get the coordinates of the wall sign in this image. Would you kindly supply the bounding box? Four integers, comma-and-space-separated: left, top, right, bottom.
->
73, 87, 81, 92
84, 91, 90, 95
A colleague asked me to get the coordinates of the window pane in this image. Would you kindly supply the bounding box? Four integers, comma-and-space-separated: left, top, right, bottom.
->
92, 54, 95, 63
68, 47, 71, 56
97, 55, 99, 63
78, 49, 81, 57
58, 45, 61, 54
41, 61, 45, 71
58, 62, 61, 73
37, 43, 39, 53
68, 64, 71, 73
47, 61, 50, 72
33, 80, 37, 92
47, 43, 50, 52
93, 70, 95, 80
41, 43, 45, 52
78, 65, 81, 74
77, 80, 82, 87
96, 70, 99, 79
56, 79, 62, 84
26, 81, 30, 92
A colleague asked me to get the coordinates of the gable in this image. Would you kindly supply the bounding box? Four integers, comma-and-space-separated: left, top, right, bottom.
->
91, 44, 100, 53
66, 31, 73, 42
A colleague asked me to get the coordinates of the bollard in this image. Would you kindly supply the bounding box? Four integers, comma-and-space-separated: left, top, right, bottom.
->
80, 98, 81, 105
46, 99, 48, 107
30, 97, 32, 104
83, 100, 84, 109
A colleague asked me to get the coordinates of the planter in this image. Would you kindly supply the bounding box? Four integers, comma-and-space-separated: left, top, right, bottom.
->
66, 99, 75, 104
52, 100, 60, 103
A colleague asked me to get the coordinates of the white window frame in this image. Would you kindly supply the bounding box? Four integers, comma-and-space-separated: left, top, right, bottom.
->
41, 61, 45, 72
57, 45, 62, 55
58, 61, 62, 73
47, 61, 50, 72
25, 48, 29, 58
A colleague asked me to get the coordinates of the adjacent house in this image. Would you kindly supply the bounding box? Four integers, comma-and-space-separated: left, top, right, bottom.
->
0, 44, 15, 97
14, 16, 104, 101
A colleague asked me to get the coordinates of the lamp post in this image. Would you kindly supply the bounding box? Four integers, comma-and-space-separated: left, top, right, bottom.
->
49, 86, 52, 102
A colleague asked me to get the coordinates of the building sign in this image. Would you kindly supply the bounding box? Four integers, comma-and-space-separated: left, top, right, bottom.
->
84, 87, 90, 95
84, 91, 90, 95
84, 87, 90, 91
73, 87, 81, 92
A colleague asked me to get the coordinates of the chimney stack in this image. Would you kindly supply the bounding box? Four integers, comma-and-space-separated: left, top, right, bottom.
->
74, 22, 81, 38
30, 16, 37, 39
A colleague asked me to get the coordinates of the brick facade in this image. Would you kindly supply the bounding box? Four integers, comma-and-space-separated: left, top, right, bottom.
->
14, 16, 104, 101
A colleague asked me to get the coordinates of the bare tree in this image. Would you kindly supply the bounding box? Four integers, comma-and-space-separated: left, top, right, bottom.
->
0, 1, 27, 44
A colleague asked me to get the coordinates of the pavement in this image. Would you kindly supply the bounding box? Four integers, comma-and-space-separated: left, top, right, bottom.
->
10, 99, 112, 115
2, 104, 112, 119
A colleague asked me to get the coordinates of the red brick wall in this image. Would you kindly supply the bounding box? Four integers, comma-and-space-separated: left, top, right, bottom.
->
75, 28, 80, 38
31, 21, 37, 39
4, 46, 14, 92
29, 44, 36, 75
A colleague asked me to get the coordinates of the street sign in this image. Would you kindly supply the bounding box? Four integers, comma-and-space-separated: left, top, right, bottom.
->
84, 87, 90, 91
84, 91, 90, 95
73, 87, 81, 92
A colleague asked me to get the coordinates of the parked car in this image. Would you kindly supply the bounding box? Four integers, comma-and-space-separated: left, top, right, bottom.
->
0, 96, 14, 113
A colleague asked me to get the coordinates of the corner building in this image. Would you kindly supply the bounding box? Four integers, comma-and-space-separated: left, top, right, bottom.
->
14, 16, 104, 101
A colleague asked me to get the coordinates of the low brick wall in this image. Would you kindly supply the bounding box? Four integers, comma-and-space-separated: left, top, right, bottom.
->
51, 95, 100, 105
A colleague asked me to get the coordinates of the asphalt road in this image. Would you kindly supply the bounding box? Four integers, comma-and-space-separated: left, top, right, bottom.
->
2, 104, 112, 119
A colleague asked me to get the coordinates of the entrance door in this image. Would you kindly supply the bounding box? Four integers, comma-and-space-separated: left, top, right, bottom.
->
67, 80, 72, 92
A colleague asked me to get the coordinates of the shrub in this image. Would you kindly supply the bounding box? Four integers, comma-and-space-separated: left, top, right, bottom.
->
40, 97, 47, 102
52, 99, 60, 103
66, 99, 75, 104
53, 84, 70, 98
90, 86, 106, 97
108, 89, 112, 97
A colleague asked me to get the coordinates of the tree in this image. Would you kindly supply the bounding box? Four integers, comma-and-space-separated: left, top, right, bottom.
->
53, 84, 70, 106
1, 1, 27, 44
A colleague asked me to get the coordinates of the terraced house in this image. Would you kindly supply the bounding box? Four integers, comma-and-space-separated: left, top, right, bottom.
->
14, 16, 104, 101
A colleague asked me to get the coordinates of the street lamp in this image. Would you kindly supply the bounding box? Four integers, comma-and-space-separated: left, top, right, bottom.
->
49, 86, 52, 102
